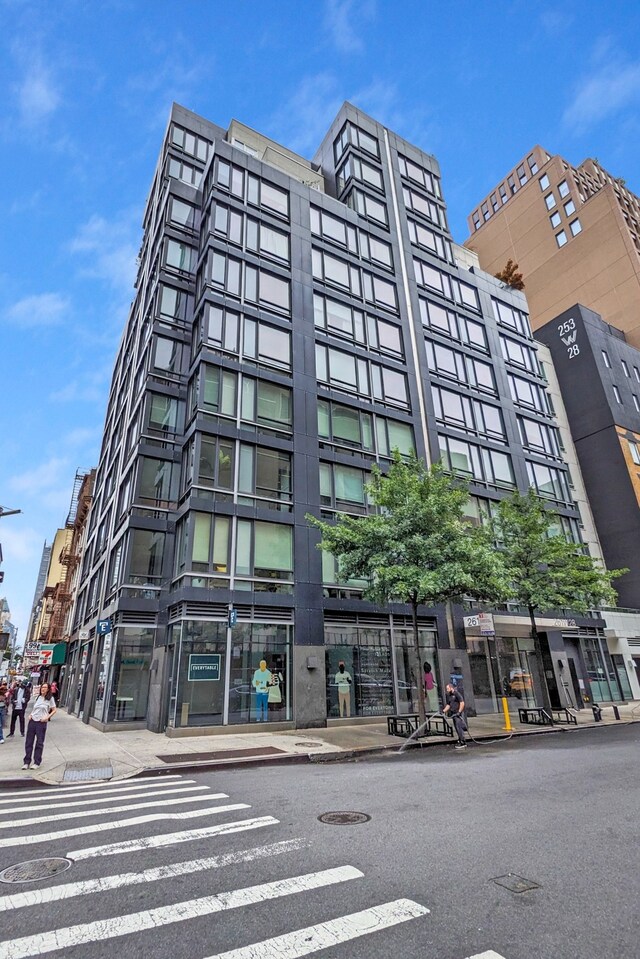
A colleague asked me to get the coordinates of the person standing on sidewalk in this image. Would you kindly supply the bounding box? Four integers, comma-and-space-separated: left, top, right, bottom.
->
22, 682, 57, 770
443, 682, 468, 749
0, 681, 8, 744
8, 681, 30, 737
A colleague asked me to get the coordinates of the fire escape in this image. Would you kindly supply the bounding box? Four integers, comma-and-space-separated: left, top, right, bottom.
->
41, 469, 95, 646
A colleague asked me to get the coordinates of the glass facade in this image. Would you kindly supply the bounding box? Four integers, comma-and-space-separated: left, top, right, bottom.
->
467, 635, 543, 714
169, 620, 292, 727
324, 621, 438, 718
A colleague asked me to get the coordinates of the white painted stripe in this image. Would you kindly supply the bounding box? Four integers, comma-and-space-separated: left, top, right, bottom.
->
0, 838, 308, 910
2, 866, 363, 959
466, 953, 507, 959
0, 784, 209, 815
204, 899, 430, 959
0, 791, 228, 829
0, 775, 183, 801
68, 815, 278, 860
0, 803, 250, 849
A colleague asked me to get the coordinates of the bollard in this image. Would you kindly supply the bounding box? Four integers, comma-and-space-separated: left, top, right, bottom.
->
612, 704, 621, 720
501, 696, 512, 732
592, 704, 602, 722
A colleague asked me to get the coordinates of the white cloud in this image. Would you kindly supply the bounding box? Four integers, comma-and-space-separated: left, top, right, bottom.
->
269, 73, 438, 160
350, 79, 439, 154
4, 292, 70, 329
268, 73, 344, 156
49, 371, 111, 405
61, 427, 102, 450
68, 211, 140, 296
324, 0, 372, 54
0, 525, 43, 565
11, 47, 61, 127
564, 50, 640, 132
7, 457, 69, 497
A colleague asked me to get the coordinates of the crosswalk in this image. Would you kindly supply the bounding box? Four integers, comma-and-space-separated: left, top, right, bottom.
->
0, 774, 507, 959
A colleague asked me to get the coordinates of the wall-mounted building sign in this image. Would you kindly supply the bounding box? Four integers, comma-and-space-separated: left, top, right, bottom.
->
188, 654, 221, 682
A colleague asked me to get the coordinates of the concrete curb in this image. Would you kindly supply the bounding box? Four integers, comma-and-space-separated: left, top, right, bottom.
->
1, 718, 636, 788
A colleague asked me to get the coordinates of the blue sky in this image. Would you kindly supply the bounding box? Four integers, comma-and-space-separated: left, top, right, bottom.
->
1, 0, 639, 641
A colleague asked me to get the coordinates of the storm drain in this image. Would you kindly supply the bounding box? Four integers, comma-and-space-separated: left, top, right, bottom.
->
63, 759, 113, 782
295, 741, 324, 748
318, 811, 371, 825
0, 858, 72, 884
491, 873, 541, 893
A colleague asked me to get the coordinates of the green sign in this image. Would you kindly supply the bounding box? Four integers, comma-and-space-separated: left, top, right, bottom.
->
188, 654, 221, 682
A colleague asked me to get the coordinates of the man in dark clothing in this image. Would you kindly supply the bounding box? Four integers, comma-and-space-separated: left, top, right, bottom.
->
8, 682, 30, 737
443, 682, 468, 749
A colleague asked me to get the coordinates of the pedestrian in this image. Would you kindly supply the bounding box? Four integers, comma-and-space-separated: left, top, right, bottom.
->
0, 680, 8, 744
22, 682, 57, 770
8, 681, 31, 737
442, 682, 468, 749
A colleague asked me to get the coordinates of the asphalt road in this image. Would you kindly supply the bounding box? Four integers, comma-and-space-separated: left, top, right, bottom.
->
0, 723, 638, 959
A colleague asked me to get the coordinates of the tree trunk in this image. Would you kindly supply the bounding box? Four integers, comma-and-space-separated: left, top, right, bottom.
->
528, 604, 553, 717
412, 598, 427, 725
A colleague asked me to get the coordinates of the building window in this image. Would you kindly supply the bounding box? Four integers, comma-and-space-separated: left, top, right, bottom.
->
569, 219, 582, 236
564, 199, 576, 216
555, 230, 567, 248
236, 519, 294, 585
550, 211, 561, 228
403, 186, 442, 227
613, 385, 622, 404
558, 180, 570, 198
539, 174, 550, 190
528, 155, 538, 174
526, 461, 571, 503
545, 193, 556, 210
337, 154, 384, 192
629, 441, 640, 466
517, 164, 527, 186
633, 394, 640, 412
602, 350, 611, 368
635, 367, 640, 382
622, 359, 630, 377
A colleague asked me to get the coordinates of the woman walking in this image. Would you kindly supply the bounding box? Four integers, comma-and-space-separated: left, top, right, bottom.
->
22, 683, 57, 770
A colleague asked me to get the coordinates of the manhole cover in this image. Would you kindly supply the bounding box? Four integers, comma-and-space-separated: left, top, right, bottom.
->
295, 741, 323, 747
1, 858, 72, 884
491, 873, 541, 893
318, 811, 371, 825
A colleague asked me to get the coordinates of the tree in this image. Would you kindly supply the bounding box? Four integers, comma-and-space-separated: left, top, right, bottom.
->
494, 489, 626, 712
307, 454, 511, 723
494, 259, 525, 290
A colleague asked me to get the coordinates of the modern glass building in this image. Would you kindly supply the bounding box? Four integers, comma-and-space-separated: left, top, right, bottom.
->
66, 103, 602, 734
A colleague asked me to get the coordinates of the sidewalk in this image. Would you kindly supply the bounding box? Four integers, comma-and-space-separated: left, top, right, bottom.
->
1, 701, 638, 787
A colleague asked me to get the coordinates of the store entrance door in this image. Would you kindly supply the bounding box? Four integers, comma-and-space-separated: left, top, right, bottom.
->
467, 635, 543, 714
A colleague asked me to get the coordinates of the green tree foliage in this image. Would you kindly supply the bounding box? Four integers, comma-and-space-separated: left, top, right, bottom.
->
307, 454, 511, 722
494, 489, 626, 710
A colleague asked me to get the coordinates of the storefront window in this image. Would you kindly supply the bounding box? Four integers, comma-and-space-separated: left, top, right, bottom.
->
394, 627, 439, 714
467, 636, 543, 714
582, 636, 622, 702
325, 626, 394, 718
174, 621, 227, 727
106, 628, 153, 722
228, 622, 291, 724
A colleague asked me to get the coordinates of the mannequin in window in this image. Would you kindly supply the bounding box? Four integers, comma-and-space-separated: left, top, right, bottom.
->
252, 660, 272, 722
268, 661, 284, 713
335, 661, 352, 717
423, 661, 438, 712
